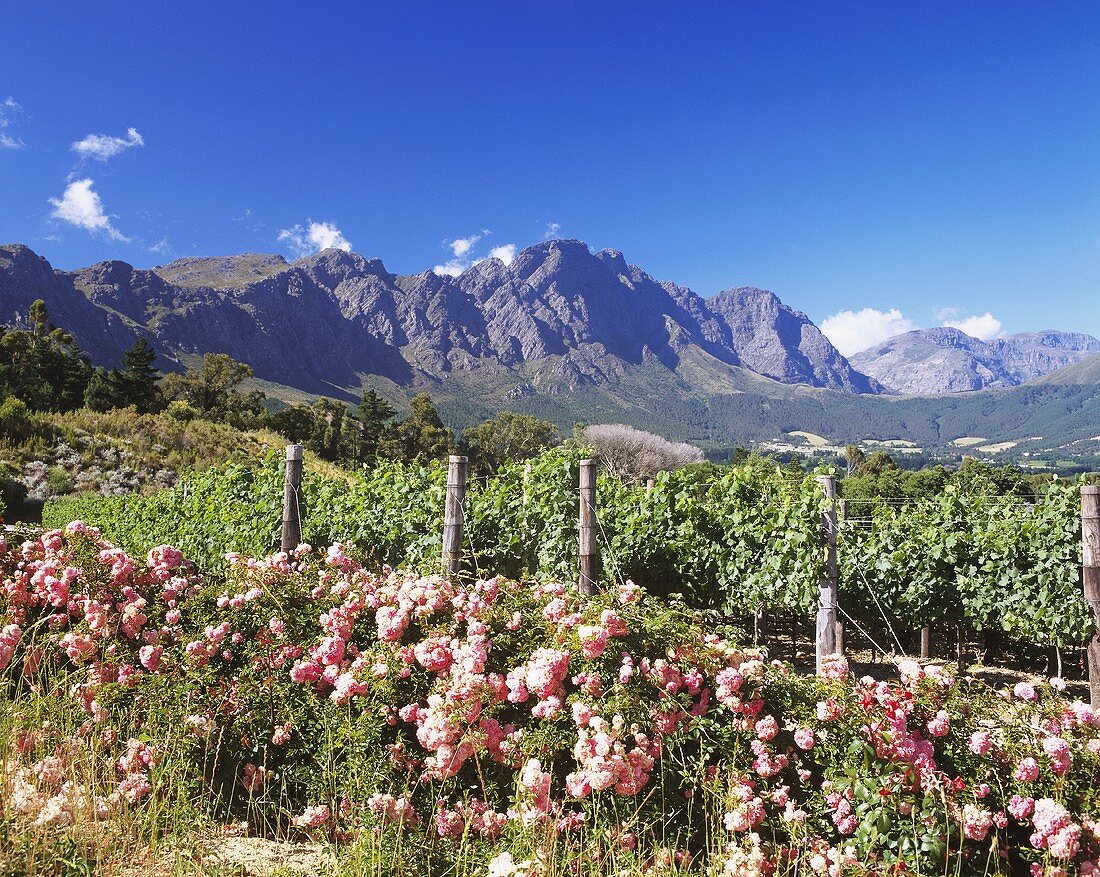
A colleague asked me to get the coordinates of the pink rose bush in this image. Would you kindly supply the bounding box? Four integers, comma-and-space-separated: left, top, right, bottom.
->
3, 526, 1100, 875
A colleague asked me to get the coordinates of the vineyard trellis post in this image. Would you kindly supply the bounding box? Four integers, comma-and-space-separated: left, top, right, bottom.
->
1082, 485, 1100, 708
280, 444, 304, 552
579, 459, 598, 595
816, 473, 838, 673
442, 455, 468, 579
836, 498, 847, 656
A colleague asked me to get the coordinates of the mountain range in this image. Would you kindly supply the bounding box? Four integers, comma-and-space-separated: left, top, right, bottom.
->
2, 239, 1100, 461
0, 239, 882, 398
851, 328, 1100, 394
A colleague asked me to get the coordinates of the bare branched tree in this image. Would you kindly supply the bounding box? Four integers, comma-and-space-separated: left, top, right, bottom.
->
580, 423, 705, 482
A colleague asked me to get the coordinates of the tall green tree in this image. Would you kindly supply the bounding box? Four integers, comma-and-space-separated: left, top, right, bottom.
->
118, 337, 161, 413
464, 411, 560, 472
161, 353, 265, 427
0, 300, 91, 411
355, 389, 397, 464
84, 367, 123, 412
380, 392, 452, 462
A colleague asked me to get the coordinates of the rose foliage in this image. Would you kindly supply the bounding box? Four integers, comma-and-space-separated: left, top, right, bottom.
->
3, 525, 1100, 876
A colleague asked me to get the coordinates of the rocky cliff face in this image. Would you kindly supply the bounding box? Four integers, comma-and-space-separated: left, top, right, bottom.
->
850, 327, 1100, 394
991, 332, 1100, 383
706, 287, 881, 393
0, 239, 877, 398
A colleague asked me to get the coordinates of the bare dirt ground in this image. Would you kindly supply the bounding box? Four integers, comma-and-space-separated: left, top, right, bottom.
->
124, 836, 333, 877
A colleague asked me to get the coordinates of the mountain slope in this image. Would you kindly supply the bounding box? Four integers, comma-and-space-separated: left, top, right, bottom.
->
6, 240, 1100, 459
706, 287, 881, 393
0, 240, 876, 401
992, 332, 1100, 382
851, 327, 1100, 394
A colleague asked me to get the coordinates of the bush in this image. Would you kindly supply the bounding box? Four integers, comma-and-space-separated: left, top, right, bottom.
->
164, 399, 198, 422
581, 423, 705, 482
3, 527, 1100, 874
0, 395, 35, 443
45, 465, 74, 496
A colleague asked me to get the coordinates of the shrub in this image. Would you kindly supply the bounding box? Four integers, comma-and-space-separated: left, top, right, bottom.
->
0, 394, 35, 443
3, 527, 1100, 874
45, 465, 74, 496
580, 424, 705, 482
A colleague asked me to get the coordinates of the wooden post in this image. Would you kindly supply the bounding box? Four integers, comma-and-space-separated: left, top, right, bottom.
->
920, 626, 932, 659
1082, 486, 1100, 708
578, 459, 598, 595
442, 455, 468, 579
280, 444, 304, 552
645, 477, 655, 495
835, 499, 846, 656
816, 473, 838, 674
753, 609, 767, 647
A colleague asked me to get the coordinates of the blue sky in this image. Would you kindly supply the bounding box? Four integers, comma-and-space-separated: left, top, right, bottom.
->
1, 1, 1098, 353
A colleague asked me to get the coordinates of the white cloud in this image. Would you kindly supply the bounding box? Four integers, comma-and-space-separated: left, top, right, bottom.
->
450, 232, 485, 258
941, 311, 1003, 340
71, 127, 144, 162
149, 237, 171, 256
543, 221, 562, 240
0, 97, 26, 149
820, 307, 919, 356
487, 243, 517, 265
433, 229, 515, 276
277, 220, 353, 257
432, 259, 466, 278
48, 178, 130, 242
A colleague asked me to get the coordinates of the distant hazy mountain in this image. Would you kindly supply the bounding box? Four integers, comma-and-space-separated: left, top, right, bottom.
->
850, 327, 1100, 394
0, 239, 878, 399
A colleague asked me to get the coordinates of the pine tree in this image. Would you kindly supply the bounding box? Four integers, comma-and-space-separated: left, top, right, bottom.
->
355, 389, 397, 463
118, 337, 160, 413
84, 367, 122, 412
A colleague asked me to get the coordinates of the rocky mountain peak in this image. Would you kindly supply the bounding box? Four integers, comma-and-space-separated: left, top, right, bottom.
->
0, 240, 885, 399
851, 327, 1100, 394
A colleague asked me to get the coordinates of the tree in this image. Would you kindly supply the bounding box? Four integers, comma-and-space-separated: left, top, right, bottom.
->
464, 411, 560, 472
579, 423, 704, 482
0, 300, 91, 411
307, 397, 349, 461
379, 392, 452, 462
161, 353, 265, 426
355, 389, 397, 464
843, 444, 865, 477
268, 403, 316, 444
84, 367, 123, 412
118, 337, 161, 413
858, 450, 898, 476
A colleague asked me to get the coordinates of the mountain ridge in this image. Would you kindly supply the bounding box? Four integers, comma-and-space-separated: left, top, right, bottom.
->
0, 239, 880, 399
851, 327, 1100, 394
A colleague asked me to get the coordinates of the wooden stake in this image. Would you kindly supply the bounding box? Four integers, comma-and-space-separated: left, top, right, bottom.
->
921, 626, 931, 659
442, 455, 468, 579
834, 499, 846, 657
754, 609, 767, 647
280, 444, 304, 552
578, 459, 598, 595
1081, 486, 1100, 708
816, 474, 838, 674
